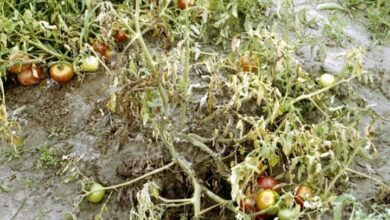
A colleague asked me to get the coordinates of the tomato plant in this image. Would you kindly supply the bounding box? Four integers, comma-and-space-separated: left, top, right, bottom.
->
294, 185, 313, 207
86, 182, 105, 204
256, 176, 279, 191
49, 63, 75, 83
80, 56, 99, 72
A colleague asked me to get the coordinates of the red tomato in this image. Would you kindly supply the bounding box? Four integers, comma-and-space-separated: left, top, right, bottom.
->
256, 176, 279, 191
92, 41, 108, 55
178, 0, 193, 10
294, 185, 313, 207
49, 63, 75, 83
113, 30, 128, 42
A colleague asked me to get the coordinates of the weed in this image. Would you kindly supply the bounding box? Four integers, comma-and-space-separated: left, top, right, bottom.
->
36, 145, 56, 169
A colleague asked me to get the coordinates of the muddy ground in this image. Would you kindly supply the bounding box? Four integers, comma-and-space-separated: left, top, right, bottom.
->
1, 2, 389, 220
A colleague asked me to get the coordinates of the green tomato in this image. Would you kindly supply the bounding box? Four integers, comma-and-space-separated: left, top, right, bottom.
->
319, 73, 335, 88
87, 183, 105, 203
80, 56, 99, 72
278, 207, 300, 220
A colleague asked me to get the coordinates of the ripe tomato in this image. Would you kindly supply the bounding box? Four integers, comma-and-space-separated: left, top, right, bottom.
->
256, 176, 279, 191
178, 0, 193, 10
256, 189, 279, 212
240, 53, 259, 72
103, 49, 113, 64
80, 56, 99, 72
319, 73, 335, 88
92, 41, 108, 55
86, 183, 105, 203
294, 185, 313, 207
8, 52, 31, 74
113, 30, 128, 42
17, 65, 45, 86
239, 195, 258, 213
49, 63, 75, 83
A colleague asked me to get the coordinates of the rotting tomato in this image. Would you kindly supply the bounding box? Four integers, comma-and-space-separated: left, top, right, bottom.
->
17, 65, 45, 86
92, 41, 108, 55
86, 182, 105, 204
80, 56, 99, 72
256, 189, 279, 213
240, 53, 259, 72
319, 73, 335, 88
239, 195, 258, 213
294, 185, 313, 207
178, 0, 193, 10
256, 176, 279, 191
8, 52, 31, 74
49, 63, 75, 83
113, 30, 128, 42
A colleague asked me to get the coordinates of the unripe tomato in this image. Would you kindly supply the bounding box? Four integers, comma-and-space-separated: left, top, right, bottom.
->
86, 183, 105, 203
278, 207, 300, 220
49, 63, 75, 83
240, 53, 259, 72
17, 65, 45, 86
256, 176, 279, 191
239, 195, 258, 213
319, 73, 335, 88
256, 189, 279, 212
8, 52, 31, 74
113, 30, 128, 42
80, 56, 99, 72
178, 0, 193, 10
92, 41, 108, 55
294, 185, 313, 207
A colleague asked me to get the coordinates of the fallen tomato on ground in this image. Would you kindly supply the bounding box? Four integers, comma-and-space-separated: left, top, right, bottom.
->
80, 56, 99, 72
277, 207, 300, 220
49, 63, 75, 83
17, 65, 45, 86
86, 182, 105, 204
92, 41, 108, 55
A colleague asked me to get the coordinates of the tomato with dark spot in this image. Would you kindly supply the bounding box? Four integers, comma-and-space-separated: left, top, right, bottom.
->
17, 65, 45, 86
